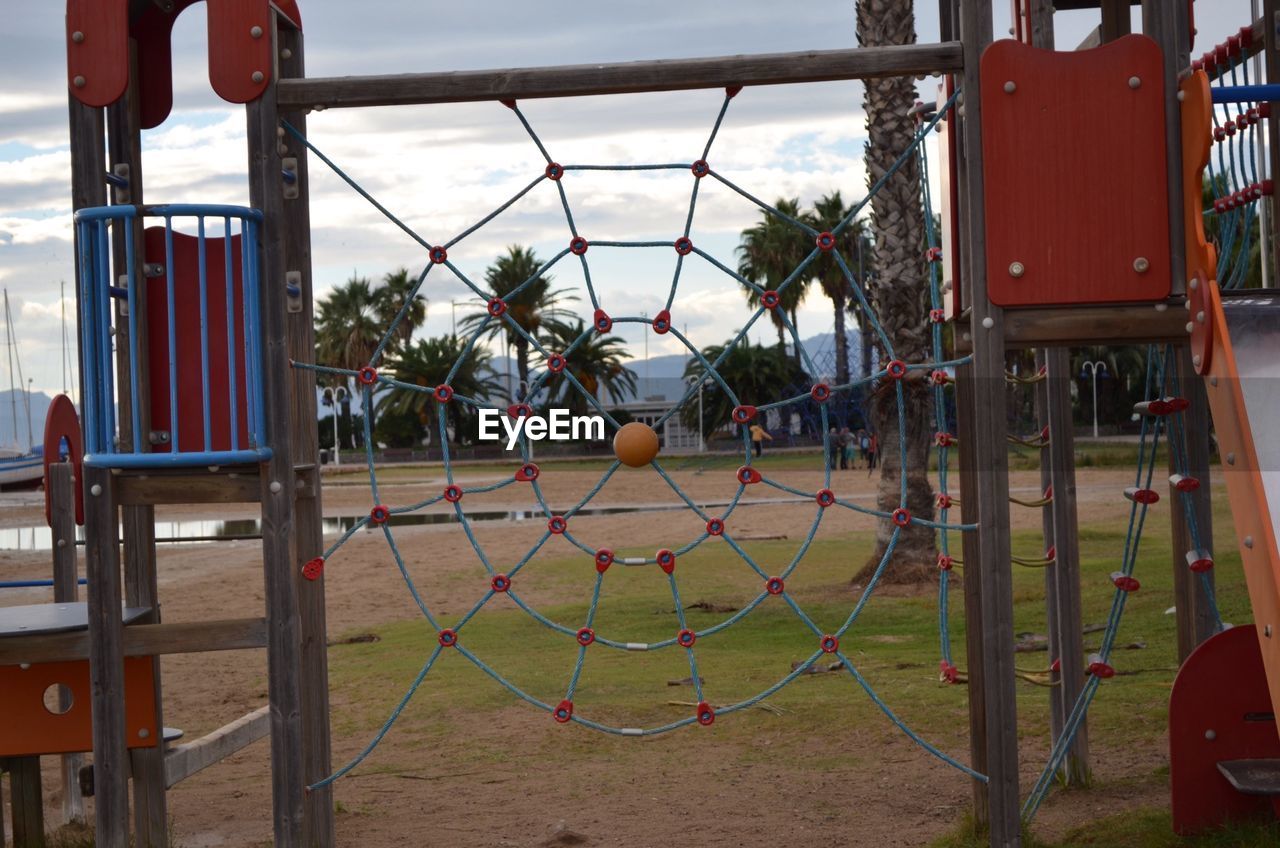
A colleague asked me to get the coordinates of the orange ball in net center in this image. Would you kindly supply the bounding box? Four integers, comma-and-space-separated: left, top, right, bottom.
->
613, 422, 660, 468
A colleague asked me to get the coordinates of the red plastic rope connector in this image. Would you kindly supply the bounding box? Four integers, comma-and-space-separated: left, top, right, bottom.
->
438, 628, 458, 648
1110, 571, 1140, 592
553, 700, 573, 723
302, 557, 325, 581
547, 352, 566, 373
936, 493, 953, 510
1088, 655, 1115, 679
491, 573, 511, 593
930, 369, 949, 386
736, 466, 762, 485
569, 236, 589, 255
935, 431, 955, 447
652, 309, 672, 334
545, 162, 564, 181
508, 402, 533, 419
731, 405, 756, 424
929, 308, 945, 323
548, 515, 568, 535
886, 359, 907, 380
1124, 487, 1160, 505
815, 231, 836, 252
429, 245, 448, 264
674, 236, 694, 256
925, 246, 942, 262
765, 576, 785, 595
816, 488, 836, 508
576, 627, 595, 646
725, 85, 743, 98
937, 553, 953, 571
433, 384, 453, 403
677, 628, 696, 648
696, 701, 716, 726
820, 634, 839, 654
760, 290, 781, 309
1187, 549, 1214, 573
594, 549, 614, 572
443, 484, 463, 503
691, 159, 710, 178
939, 661, 959, 684
891, 508, 911, 527
706, 517, 725, 536
369, 504, 390, 525
1169, 474, 1200, 493
500, 98, 517, 110
487, 297, 507, 317
593, 308, 613, 333
810, 382, 831, 402
656, 549, 676, 574
356, 365, 378, 386
515, 462, 540, 482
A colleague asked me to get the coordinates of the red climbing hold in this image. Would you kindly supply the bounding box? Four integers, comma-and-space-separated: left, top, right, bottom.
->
515, 463, 540, 482
820, 634, 839, 654
674, 237, 694, 256
677, 628, 696, 648
593, 308, 613, 333
652, 309, 672, 334
1110, 572, 1140, 592
487, 297, 508, 317
547, 353, 567, 373
429, 245, 448, 264
891, 508, 912, 527
696, 700, 716, 725
554, 700, 574, 723
569, 236, 588, 255
357, 366, 378, 386
438, 628, 458, 648
594, 549, 614, 572
443, 484, 463, 503
576, 627, 595, 646
369, 504, 390, 525
937, 553, 954, 571
810, 383, 831, 402
731, 405, 756, 424
765, 576, 785, 595
491, 573, 511, 593
736, 466, 762, 485
548, 515, 568, 535
1124, 487, 1160, 505
706, 517, 725, 536
816, 488, 836, 508
302, 557, 325, 581
545, 162, 564, 181
433, 384, 453, 403
656, 549, 676, 574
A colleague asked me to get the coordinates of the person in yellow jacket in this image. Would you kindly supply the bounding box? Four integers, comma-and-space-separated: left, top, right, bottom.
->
749, 422, 772, 457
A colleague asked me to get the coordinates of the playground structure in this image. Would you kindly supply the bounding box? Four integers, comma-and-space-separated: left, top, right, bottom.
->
1, 1, 1280, 847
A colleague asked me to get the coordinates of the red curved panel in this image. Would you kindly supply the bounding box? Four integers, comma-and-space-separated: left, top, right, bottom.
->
42, 394, 83, 527
207, 0, 273, 105
66, 0, 129, 107
981, 35, 1171, 306
273, 0, 303, 29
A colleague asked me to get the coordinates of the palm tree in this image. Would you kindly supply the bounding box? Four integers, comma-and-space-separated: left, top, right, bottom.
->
811, 192, 872, 387
462, 245, 577, 396
542, 318, 638, 415
315, 274, 383, 443
855, 0, 936, 584
375, 267, 428, 353
737, 199, 813, 361
680, 339, 805, 437
379, 335, 504, 444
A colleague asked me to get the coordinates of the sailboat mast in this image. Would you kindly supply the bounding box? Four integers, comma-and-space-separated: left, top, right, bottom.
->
3, 289, 16, 448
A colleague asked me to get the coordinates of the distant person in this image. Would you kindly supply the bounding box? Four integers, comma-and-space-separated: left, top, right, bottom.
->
867, 431, 879, 474
828, 426, 839, 468
750, 422, 772, 458
838, 427, 853, 470
857, 428, 870, 467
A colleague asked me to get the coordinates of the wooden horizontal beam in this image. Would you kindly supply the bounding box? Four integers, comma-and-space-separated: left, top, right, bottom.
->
277, 43, 964, 110
956, 302, 1193, 349
165, 706, 271, 788
0, 618, 268, 666
116, 469, 261, 505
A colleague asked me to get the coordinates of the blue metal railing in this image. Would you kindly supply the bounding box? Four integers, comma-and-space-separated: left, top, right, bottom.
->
73, 204, 271, 469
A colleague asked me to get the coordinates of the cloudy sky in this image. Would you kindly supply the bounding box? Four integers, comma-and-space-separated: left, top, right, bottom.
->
0, 0, 1255, 399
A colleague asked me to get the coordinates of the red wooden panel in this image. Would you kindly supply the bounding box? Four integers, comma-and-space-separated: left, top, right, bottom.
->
207, 0, 273, 105
1170, 624, 1280, 834
66, 0, 128, 107
42, 394, 84, 526
272, 0, 303, 29
143, 226, 252, 455
981, 35, 1171, 306
0, 658, 158, 757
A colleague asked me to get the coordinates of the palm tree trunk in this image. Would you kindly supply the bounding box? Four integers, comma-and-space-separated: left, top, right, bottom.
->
832, 292, 850, 386
853, 0, 937, 584
515, 336, 530, 400
788, 307, 803, 368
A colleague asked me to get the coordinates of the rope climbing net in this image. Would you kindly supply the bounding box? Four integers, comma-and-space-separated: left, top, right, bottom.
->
290, 86, 985, 790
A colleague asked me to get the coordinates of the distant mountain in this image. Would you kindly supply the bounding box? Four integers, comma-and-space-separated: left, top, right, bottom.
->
0, 389, 54, 450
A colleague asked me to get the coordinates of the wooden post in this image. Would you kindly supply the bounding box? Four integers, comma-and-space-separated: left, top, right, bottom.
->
959, 2, 1022, 846
278, 22, 336, 846
105, 42, 168, 847
1099, 0, 1131, 41
1171, 349, 1217, 659
8, 756, 44, 848
1266, 0, 1280, 286
247, 13, 307, 847
50, 463, 86, 825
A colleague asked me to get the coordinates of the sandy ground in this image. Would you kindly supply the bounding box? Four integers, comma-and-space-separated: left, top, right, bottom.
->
0, 464, 1177, 847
